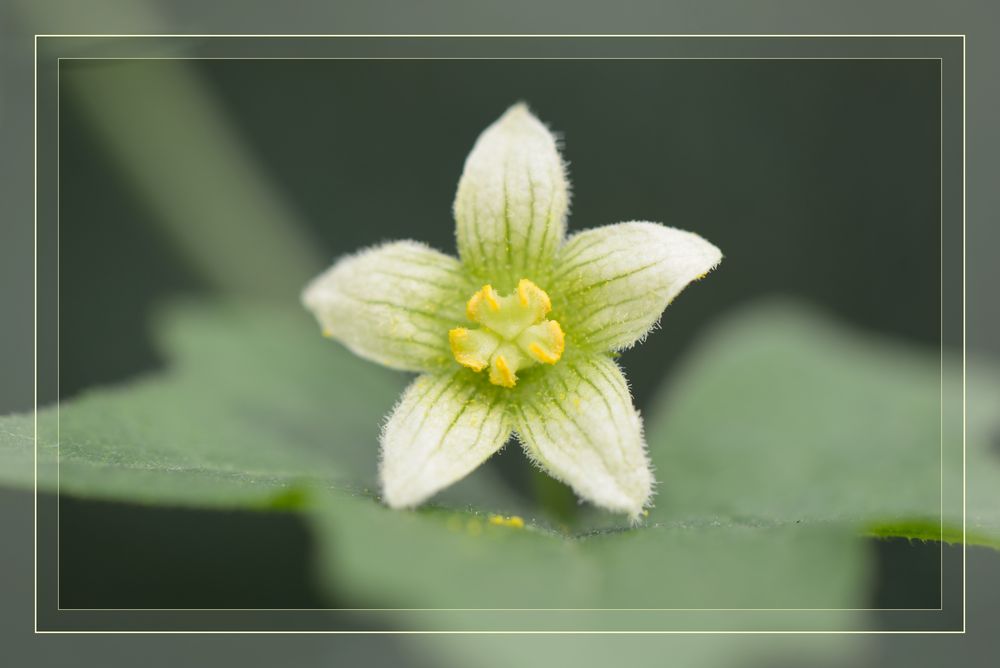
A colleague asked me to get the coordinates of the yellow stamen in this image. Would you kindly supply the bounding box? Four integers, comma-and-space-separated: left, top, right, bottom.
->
517, 278, 552, 314
529, 343, 554, 364
490, 354, 516, 388
526, 320, 565, 364
448, 328, 489, 371
466, 284, 500, 320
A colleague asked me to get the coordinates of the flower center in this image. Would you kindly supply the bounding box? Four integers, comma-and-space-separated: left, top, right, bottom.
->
449, 279, 565, 388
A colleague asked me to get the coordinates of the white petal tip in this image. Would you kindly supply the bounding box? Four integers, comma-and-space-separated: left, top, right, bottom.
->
502, 101, 531, 119
379, 485, 422, 511
495, 102, 546, 134
378, 458, 438, 510
626, 512, 644, 526
613, 490, 654, 523
378, 461, 443, 510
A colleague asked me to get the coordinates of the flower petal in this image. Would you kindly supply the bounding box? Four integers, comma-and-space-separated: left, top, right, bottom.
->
454, 103, 570, 288
380, 371, 511, 508
513, 354, 653, 518
552, 222, 722, 351
302, 241, 474, 372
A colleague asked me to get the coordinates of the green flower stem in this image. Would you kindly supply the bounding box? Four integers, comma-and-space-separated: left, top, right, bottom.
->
530, 468, 579, 528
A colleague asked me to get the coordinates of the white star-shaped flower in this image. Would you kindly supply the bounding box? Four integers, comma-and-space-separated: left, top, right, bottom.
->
303, 104, 721, 520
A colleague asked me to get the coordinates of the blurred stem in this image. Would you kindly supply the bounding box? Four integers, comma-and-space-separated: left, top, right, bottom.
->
62, 56, 326, 299
530, 468, 578, 528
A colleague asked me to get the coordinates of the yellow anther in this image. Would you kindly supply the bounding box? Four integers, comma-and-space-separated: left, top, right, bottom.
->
517, 278, 551, 314
322, 327, 334, 338
524, 320, 565, 365
449, 328, 488, 371
529, 343, 555, 364
466, 284, 500, 320
490, 354, 516, 388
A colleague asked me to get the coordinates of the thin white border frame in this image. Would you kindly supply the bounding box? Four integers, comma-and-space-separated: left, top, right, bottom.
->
48, 57, 949, 618
48, 51, 950, 613
31, 33, 966, 634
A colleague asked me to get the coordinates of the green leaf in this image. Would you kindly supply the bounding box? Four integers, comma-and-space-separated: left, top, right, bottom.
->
307, 490, 867, 631
644, 300, 1000, 548
0, 301, 407, 508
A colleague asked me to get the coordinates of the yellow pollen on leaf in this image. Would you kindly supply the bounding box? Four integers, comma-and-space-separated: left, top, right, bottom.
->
449, 279, 565, 388
488, 514, 526, 528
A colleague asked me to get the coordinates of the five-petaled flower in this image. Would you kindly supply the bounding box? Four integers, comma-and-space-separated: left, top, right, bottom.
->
303, 104, 721, 520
